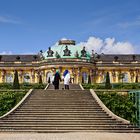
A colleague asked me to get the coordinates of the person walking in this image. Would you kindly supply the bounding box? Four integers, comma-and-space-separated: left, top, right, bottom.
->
63, 70, 70, 90
53, 70, 61, 89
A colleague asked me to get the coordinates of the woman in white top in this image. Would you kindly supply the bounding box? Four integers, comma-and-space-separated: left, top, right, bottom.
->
63, 70, 70, 89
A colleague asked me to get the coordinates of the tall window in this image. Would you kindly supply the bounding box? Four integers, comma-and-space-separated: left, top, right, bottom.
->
100, 73, 107, 83
6, 73, 13, 83
23, 73, 30, 83
123, 73, 129, 83
82, 72, 88, 83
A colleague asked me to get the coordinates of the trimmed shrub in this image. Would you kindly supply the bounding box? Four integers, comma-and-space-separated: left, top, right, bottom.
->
13, 70, 20, 89
88, 75, 91, 84
83, 83, 140, 90
39, 75, 43, 84
105, 72, 112, 89
0, 83, 13, 89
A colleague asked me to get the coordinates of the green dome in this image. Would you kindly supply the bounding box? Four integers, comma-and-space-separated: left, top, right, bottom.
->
43, 43, 91, 59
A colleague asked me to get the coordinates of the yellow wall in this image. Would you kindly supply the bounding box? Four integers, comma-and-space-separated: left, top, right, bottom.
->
0, 67, 139, 84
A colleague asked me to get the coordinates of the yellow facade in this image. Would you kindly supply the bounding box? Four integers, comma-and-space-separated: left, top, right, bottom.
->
0, 61, 139, 84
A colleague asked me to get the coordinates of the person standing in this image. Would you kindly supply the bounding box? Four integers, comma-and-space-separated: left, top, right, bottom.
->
53, 71, 61, 89
63, 70, 70, 90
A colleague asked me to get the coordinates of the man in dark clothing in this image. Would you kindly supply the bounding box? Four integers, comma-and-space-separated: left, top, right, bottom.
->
53, 71, 61, 89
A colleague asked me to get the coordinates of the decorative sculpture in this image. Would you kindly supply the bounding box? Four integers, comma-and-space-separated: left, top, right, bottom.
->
81, 46, 87, 57
39, 50, 45, 60
91, 50, 94, 57
55, 51, 60, 58
63, 46, 71, 56
47, 47, 54, 57
75, 51, 79, 58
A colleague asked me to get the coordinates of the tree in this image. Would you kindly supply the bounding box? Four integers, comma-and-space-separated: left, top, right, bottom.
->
39, 74, 43, 84
13, 70, 20, 89
135, 75, 138, 83
105, 72, 112, 89
88, 74, 91, 84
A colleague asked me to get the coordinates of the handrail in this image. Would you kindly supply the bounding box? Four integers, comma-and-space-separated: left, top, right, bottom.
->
79, 84, 84, 90
44, 84, 49, 90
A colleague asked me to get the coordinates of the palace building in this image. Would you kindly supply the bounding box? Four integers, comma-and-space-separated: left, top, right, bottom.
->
0, 40, 140, 84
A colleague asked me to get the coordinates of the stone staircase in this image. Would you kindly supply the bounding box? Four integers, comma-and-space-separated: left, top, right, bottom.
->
0, 86, 140, 133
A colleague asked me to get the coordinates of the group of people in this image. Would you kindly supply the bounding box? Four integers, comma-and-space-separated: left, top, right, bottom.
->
52, 70, 70, 90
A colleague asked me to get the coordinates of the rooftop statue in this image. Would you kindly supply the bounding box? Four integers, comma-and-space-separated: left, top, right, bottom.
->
47, 47, 54, 57
81, 46, 87, 57
63, 46, 71, 56
39, 50, 45, 60
75, 51, 79, 58
55, 51, 60, 58
91, 50, 94, 57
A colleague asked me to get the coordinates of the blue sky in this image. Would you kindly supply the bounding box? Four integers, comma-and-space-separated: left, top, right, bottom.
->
0, 0, 140, 54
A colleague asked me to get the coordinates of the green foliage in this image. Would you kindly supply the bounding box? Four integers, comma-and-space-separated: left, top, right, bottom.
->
20, 83, 46, 89
105, 72, 112, 89
0, 83, 46, 89
135, 75, 138, 83
97, 92, 137, 124
0, 83, 13, 89
83, 83, 140, 89
88, 75, 91, 84
112, 83, 140, 89
0, 91, 26, 116
13, 70, 20, 89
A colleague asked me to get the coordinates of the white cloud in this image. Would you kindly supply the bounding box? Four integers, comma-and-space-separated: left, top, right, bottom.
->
0, 16, 20, 24
77, 36, 135, 54
0, 51, 12, 55
78, 37, 103, 53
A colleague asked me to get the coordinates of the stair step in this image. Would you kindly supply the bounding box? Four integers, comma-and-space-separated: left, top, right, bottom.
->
0, 120, 126, 124
24, 103, 98, 105
0, 124, 130, 129
17, 109, 103, 111
15, 110, 105, 114
3, 118, 115, 120
0, 129, 139, 133
12, 113, 108, 116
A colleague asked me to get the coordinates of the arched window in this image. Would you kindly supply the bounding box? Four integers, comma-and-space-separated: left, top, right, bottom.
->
123, 73, 129, 83
82, 72, 88, 83
102, 73, 107, 83
23, 73, 30, 83
6, 73, 13, 83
